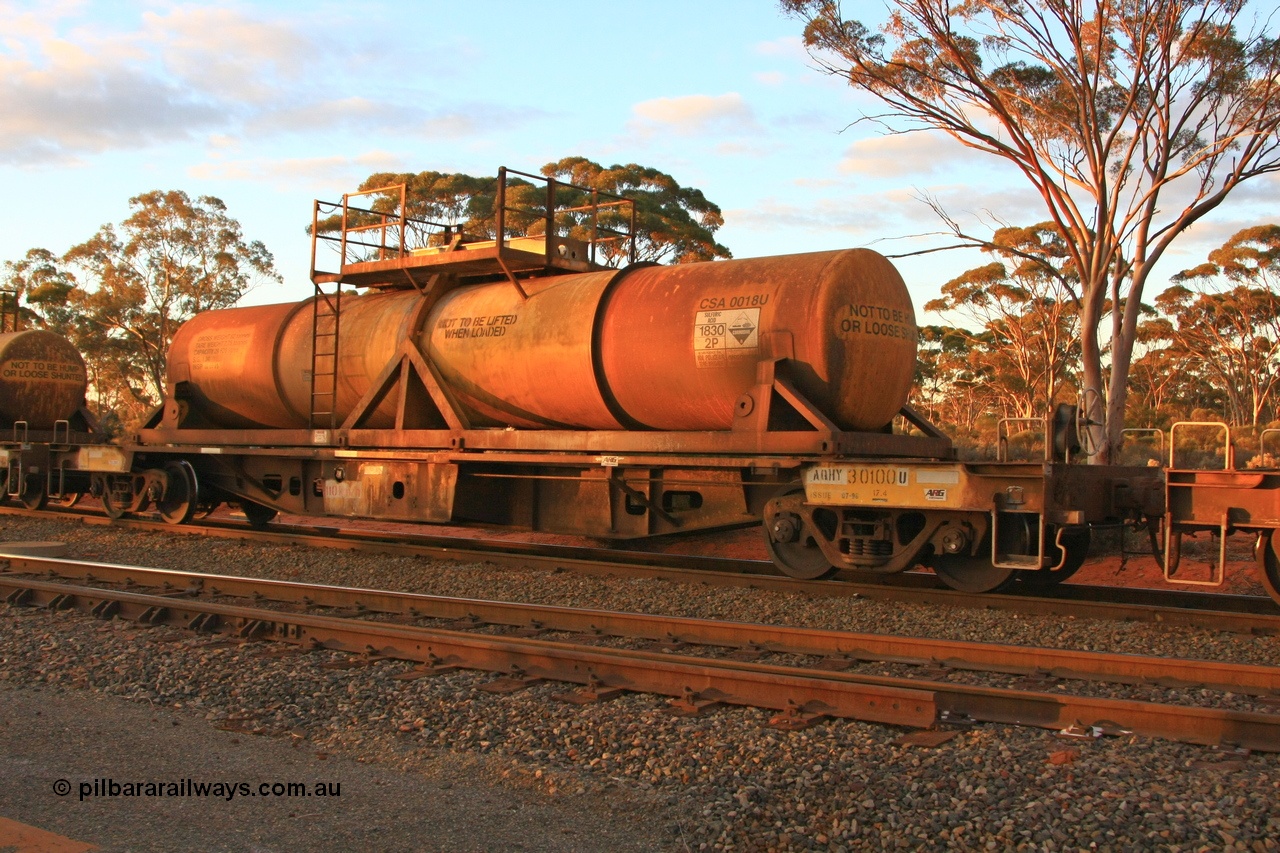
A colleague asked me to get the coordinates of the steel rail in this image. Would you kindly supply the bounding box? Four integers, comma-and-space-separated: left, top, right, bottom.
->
3, 563, 1280, 751
5, 556, 1279, 697
1, 575, 936, 727
6, 505, 1280, 633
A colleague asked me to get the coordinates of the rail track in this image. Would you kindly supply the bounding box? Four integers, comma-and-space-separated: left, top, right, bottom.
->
3, 555, 1279, 752
3, 504, 1279, 634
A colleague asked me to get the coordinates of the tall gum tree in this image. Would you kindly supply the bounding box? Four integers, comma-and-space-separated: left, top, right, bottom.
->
784, 0, 1280, 460
925, 223, 1082, 419
64, 190, 279, 420
1145, 224, 1280, 426
0, 248, 78, 332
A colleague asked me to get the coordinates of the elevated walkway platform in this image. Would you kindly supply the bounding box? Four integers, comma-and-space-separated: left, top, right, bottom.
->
310, 166, 636, 291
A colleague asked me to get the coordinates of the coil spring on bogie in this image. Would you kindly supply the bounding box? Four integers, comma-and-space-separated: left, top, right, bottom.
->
843, 538, 893, 557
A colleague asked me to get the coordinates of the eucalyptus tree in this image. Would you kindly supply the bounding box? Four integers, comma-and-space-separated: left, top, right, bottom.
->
1143, 225, 1280, 426
925, 223, 1082, 420
320, 157, 731, 267
785, 0, 1280, 459
0, 248, 78, 332
63, 190, 279, 420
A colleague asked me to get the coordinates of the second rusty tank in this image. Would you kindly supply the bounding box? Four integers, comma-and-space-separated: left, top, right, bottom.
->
165, 248, 918, 432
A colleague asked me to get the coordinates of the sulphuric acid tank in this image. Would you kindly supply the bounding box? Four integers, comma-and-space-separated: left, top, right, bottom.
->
165, 248, 918, 432
0, 330, 89, 429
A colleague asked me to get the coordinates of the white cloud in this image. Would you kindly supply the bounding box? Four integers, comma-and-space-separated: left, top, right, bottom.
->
753, 36, 807, 60
0, 51, 225, 165
246, 97, 549, 140
629, 93, 757, 137
247, 97, 412, 136
714, 140, 781, 158
189, 150, 404, 189
206, 134, 241, 151
140, 6, 314, 104
838, 132, 973, 179
413, 105, 550, 140
0, 4, 519, 166
727, 191, 922, 239
0, 0, 80, 46
0, 4, 301, 165
923, 183, 1049, 231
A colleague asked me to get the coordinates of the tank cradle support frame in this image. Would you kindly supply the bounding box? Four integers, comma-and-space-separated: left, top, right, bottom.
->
338, 338, 470, 433
127, 357, 948, 541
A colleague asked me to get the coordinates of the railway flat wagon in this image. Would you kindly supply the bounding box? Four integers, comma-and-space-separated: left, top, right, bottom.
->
90, 169, 1159, 593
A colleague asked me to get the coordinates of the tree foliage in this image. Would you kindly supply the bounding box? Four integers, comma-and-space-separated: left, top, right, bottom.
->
925, 223, 1081, 419
911, 220, 1280, 456
913, 323, 990, 429
785, 0, 1280, 460
1138, 226, 1280, 426
318, 158, 730, 267
541, 157, 731, 264
0, 248, 78, 333
0, 192, 279, 430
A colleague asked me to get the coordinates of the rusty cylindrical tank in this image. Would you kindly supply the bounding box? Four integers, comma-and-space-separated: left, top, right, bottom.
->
422, 248, 917, 430
594, 249, 915, 429
0, 330, 89, 429
166, 248, 917, 432
166, 293, 425, 428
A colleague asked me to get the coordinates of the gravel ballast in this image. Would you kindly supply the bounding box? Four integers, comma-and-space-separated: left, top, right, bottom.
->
2, 514, 1279, 852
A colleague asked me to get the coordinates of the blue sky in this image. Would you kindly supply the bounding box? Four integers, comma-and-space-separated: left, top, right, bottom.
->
2, 0, 1276, 312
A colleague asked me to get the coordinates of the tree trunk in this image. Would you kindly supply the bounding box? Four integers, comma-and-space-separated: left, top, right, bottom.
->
1080, 292, 1110, 463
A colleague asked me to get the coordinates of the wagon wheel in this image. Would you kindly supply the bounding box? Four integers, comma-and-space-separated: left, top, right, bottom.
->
19, 476, 47, 511
762, 490, 837, 580
1255, 531, 1280, 608
99, 476, 132, 520
928, 521, 1015, 593
930, 554, 1015, 593
239, 499, 278, 530
1017, 526, 1091, 592
58, 492, 83, 508
157, 461, 199, 526
192, 501, 221, 521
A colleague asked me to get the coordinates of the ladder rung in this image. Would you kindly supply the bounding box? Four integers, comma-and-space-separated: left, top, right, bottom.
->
312, 285, 341, 424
